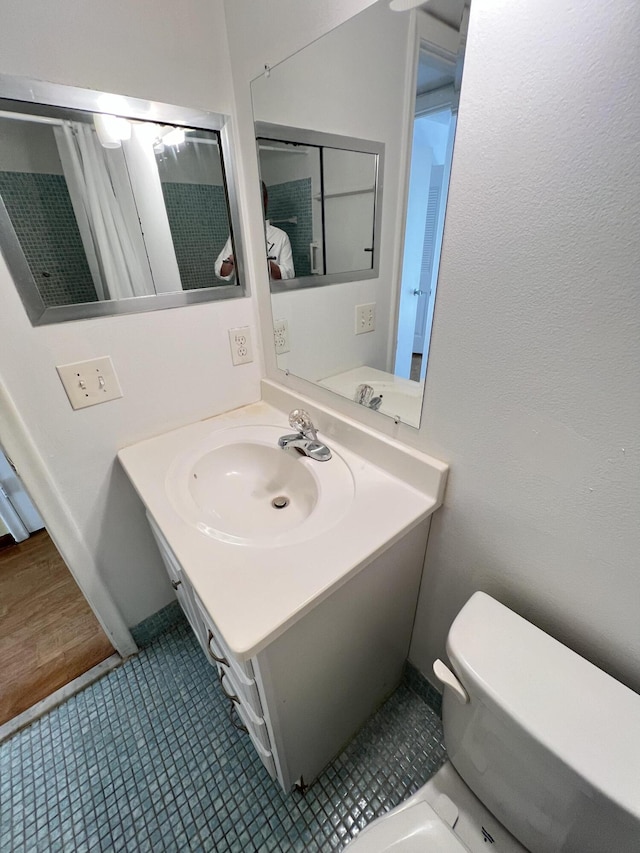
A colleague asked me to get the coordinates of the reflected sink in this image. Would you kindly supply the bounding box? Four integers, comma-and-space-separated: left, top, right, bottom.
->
167, 425, 355, 546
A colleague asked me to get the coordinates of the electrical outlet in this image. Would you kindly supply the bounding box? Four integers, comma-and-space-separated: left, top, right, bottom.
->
56, 356, 123, 410
355, 302, 376, 335
273, 318, 290, 355
228, 326, 253, 365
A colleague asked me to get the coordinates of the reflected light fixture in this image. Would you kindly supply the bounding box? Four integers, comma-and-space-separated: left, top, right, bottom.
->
162, 127, 186, 147
94, 113, 131, 148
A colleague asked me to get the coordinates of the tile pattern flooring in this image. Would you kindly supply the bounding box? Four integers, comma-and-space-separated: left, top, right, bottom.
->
1, 606, 446, 852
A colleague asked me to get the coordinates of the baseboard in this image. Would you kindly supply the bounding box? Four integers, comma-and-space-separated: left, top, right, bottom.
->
403, 660, 443, 716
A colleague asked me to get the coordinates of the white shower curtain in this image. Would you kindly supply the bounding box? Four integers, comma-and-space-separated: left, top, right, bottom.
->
54, 122, 155, 300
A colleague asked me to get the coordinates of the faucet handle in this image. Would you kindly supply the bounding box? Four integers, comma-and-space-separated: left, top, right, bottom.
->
355, 384, 374, 405
289, 408, 317, 440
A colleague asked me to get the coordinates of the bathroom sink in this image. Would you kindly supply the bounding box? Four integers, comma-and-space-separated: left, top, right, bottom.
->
166, 425, 354, 546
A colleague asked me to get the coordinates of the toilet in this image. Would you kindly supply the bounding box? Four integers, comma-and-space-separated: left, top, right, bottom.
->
346, 592, 640, 852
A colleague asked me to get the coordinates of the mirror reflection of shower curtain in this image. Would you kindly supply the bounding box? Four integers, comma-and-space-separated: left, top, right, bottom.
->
54, 123, 155, 300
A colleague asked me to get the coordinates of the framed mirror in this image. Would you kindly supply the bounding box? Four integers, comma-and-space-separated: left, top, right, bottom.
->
255, 122, 383, 290
0, 74, 245, 325
250, 0, 469, 428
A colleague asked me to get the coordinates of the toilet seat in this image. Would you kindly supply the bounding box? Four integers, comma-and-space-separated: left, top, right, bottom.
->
346, 801, 470, 852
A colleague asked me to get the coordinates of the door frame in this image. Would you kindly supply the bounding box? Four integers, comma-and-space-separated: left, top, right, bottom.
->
0, 380, 137, 658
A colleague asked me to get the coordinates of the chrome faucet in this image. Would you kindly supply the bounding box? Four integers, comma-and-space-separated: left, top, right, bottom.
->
278, 409, 332, 461
355, 383, 383, 411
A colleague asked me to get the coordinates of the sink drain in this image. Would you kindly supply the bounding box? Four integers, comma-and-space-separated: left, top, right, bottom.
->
271, 495, 290, 510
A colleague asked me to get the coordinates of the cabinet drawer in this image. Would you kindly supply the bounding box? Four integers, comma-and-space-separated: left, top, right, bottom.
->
233, 700, 276, 780
207, 633, 264, 719
218, 669, 270, 752
192, 592, 255, 682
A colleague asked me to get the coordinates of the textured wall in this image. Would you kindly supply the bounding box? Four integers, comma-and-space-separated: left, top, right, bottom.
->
410, 0, 640, 692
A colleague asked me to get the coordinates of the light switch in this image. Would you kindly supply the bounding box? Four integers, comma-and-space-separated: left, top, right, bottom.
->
56, 356, 123, 410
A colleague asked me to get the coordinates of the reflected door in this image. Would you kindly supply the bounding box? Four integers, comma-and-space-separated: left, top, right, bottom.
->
395, 107, 456, 379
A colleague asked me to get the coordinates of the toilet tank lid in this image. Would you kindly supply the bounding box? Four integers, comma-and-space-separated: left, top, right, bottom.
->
446, 592, 640, 819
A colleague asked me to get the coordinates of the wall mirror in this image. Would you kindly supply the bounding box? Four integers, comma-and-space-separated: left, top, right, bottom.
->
250, 0, 469, 428
255, 123, 383, 289
0, 75, 244, 325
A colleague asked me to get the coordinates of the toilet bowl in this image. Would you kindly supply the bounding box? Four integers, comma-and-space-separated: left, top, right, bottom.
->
346, 800, 465, 853
345, 592, 640, 853
345, 761, 527, 853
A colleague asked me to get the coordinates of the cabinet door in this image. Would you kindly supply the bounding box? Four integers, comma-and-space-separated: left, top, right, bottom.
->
146, 513, 208, 653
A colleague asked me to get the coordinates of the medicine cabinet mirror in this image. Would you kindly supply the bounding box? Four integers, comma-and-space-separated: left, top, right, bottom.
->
255, 123, 383, 289
250, 0, 469, 428
0, 75, 245, 325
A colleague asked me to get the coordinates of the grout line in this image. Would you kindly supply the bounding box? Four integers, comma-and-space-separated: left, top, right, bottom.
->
0, 653, 123, 744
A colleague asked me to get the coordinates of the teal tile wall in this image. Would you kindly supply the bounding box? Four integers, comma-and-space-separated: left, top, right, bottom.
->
0, 171, 98, 306
161, 182, 232, 290
267, 179, 313, 277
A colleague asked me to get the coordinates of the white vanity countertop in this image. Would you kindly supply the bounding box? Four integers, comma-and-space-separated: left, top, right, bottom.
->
118, 401, 447, 660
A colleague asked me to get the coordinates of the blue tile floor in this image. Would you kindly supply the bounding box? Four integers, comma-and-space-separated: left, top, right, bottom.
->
1, 609, 446, 852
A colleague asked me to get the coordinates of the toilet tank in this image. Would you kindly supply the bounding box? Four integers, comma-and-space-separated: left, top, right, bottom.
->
442, 592, 640, 853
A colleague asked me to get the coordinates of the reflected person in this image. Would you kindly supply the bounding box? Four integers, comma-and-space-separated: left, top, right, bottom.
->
215, 182, 295, 281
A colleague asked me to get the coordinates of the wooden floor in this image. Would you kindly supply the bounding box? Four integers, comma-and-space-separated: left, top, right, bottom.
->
0, 530, 114, 725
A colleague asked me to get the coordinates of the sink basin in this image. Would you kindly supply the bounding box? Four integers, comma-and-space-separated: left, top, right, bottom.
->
167, 425, 354, 546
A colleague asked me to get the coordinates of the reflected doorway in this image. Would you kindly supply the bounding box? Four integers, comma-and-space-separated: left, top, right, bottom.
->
395, 105, 457, 382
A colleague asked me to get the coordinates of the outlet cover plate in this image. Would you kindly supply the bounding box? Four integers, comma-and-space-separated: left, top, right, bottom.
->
56, 356, 123, 410
273, 318, 290, 355
229, 326, 253, 365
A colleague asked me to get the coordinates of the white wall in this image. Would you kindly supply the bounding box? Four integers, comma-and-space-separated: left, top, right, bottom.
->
259, 148, 317, 187
271, 282, 387, 381
0, 120, 63, 173
223, 0, 378, 85
410, 0, 640, 693
0, 0, 262, 628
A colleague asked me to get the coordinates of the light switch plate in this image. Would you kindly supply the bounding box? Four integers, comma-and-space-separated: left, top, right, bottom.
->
56, 356, 123, 410
355, 302, 376, 334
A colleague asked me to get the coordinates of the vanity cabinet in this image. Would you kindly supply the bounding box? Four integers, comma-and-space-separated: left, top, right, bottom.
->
147, 511, 430, 793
